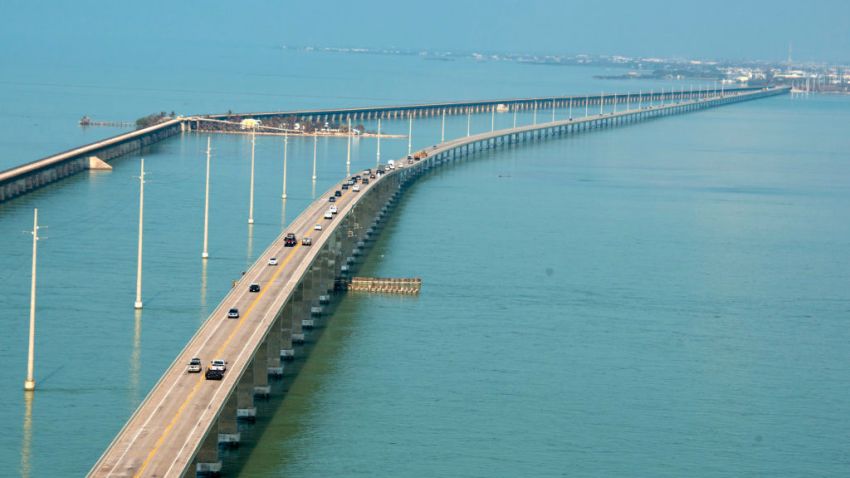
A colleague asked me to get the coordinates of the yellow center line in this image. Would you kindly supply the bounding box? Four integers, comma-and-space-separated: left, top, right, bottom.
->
130, 192, 356, 477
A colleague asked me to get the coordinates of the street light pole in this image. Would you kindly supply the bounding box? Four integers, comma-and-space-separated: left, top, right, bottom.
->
281, 133, 288, 199
248, 129, 255, 224
202, 138, 211, 259
24, 208, 40, 391
134, 158, 145, 310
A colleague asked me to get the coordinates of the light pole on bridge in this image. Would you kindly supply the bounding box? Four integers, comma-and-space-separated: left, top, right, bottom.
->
311, 134, 318, 181
441, 110, 445, 143
466, 108, 471, 136
408, 113, 413, 156
346, 117, 352, 177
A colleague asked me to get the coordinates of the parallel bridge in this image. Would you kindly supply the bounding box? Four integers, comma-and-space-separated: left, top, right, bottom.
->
1, 87, 761, 204
90, 86, 788, 477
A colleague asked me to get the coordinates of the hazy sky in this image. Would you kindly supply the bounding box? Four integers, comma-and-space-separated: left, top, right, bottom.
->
2, 0, 849, 63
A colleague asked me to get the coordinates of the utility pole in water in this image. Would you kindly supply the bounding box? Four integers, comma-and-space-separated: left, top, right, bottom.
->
134, 159, 145, 309
441, 110, 445, 143
311, 134, 317, 181
346, 117, 352, 177
376, 118, 382, 166
408, 113, 413, 156
202, 138, 211, 259
24, 208, 41, 391
281, 132, 288, 199
248, 129, 256, 225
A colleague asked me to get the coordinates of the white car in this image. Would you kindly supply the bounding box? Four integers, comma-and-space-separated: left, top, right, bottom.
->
324, 211, 333, 219
187, 357, 202, 373
268, 257, 278, 266
314, 224, 323, 231
352, 184, 361, 192
210, 359, 226, 372
329, 205, 338, 214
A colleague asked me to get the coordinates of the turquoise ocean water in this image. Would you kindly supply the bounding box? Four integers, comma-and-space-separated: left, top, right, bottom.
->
1, 48, 849, 477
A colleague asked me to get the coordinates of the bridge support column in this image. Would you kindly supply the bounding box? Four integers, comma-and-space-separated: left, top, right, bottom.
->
280, 300, 294, 359
194, 428, 222, 475
236, 369, 256, 420
291, 284, 305, 343
218, 392, 240, 446
266, 319, 283, 375
253, 344, 270, 397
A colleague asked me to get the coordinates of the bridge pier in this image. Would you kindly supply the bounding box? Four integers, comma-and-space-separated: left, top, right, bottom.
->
253, 345, 271, 397
291, 283, 305, 343
193, 429, 222, 476
236, 369, 256, 420
266, 319, 283, 375
218, 392, 240, 445
280, 299, 295, 359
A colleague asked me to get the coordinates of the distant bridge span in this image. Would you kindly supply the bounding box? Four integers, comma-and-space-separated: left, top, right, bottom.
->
89, 86, 788, 477
1, 87, 763, 204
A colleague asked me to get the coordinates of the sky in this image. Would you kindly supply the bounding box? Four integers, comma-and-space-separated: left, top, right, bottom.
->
1, 0, 849, 63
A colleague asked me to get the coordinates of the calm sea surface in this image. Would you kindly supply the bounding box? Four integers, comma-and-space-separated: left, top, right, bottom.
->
1, 49, 849, 477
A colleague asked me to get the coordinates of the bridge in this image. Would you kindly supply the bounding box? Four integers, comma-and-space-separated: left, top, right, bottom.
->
1, 87, 760, 204
89, 86, 787, 477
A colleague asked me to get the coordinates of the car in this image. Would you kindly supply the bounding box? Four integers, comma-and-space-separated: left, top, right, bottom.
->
342, 183, 349, 190
210, 359, 226, 371
284, 233, 297, 247
363, 178, 370, 184
205, 369, 223, 380
370, 174, 376, 179
324, 211, 333, 219
328, 196, 336, 203
314, 224, 323, 231
329, 205, 338, 214
352, 184, 361, 192
268, 257, 278, 266
249, 283, 260, 293
187, 357, 202, 373
334, 190, 342, 197
302, 237, 313, 246
227, 308, 239, 319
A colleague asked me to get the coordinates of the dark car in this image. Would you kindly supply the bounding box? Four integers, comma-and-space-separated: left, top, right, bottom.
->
328, 196, 336, 203
227, 308, 239, 319
342, 183, 349, 190
249, 283, 260, 293
205, 369, 223, 380
362, 178, 369, 185
334, 190, 342, 197
284, 233, 297, 247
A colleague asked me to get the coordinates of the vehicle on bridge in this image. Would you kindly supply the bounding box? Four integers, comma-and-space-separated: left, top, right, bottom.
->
187, 358, 202, 373
324, 210, 333, 219
249, 283, 260, 293
284, 233, 297, 247
329, 205, 338, 214
334, 190, 342, 197
328, 196, 336, 203
342, 183, 349, 190
314, 224, 323, 231
210, 359, 226, 372
353, 184, 361, 192
267, 257, 278, 266
227, 308, 239, 319
205, 369, 223, 380
302, 237, 313, 246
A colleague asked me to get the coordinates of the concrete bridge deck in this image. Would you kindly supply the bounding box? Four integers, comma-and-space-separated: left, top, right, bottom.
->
89, 86, 788, 477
